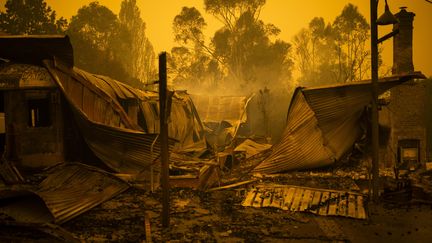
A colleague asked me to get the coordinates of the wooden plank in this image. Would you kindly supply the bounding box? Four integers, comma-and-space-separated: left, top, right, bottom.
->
299, 190, 312, 211
347, 194, 357, 218
356, 195, 367, 219
290, 188, 304, 211
270, 188, 283, 208
337, 193, 348, 217
208, 179, 257, 192
280, 187, 289, 210
282, 187, 296, 210
144, 211, 152, 243
242, 190, 257, 207
327, 192, 339, 216
310, 191, 322, 213
318, 191, 330, 215
252, 191, 264, 207
262, 189, 273, 207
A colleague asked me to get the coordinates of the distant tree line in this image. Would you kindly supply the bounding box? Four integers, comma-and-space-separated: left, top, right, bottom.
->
168, 1, 376, 92
0, 0, 377, 91
0, 0, 156, 89
169, 0, 293, 93
292, 4, 386, 86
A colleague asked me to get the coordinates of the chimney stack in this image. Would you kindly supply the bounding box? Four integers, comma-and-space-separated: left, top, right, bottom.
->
392, 7, 415, 74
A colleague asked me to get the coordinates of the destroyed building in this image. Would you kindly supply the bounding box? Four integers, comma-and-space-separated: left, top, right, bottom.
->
0, 35, 218, 224
0, 36, 208, 174
253, 7, 429, 174
379, 8, 432, 171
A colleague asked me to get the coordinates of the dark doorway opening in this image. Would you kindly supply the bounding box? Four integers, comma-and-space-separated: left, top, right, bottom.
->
27, 98, 51, 127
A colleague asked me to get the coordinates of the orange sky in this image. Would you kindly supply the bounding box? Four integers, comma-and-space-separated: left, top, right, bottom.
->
1, 0, 431, 77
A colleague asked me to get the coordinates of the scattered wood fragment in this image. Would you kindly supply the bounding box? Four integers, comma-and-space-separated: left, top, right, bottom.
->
207, 179, 257, 192
144, 211, 152, 243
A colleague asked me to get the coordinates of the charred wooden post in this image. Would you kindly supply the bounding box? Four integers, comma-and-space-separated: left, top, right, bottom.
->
370, 0, 380, 202
158, 52, 170, 228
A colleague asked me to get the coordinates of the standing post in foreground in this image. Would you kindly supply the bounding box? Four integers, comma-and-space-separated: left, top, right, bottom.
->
159, 52, 170, 228
370, 0, 380, 202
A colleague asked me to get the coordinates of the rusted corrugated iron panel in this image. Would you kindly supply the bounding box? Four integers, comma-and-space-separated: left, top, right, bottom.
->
190, 94, 250, 124
0, 163, 129, 224
253, 89, 334, 173
242, 184, 367, 219
44, 59, 139, 130
44, 60, 176, 173
140, 91, 207, 152
234, 139, 272, 159
0, 64, 56, 89
95, 75, 137, 99
254, 73, 426, 174
73, 108, 171, 173
48, 59, 205, 152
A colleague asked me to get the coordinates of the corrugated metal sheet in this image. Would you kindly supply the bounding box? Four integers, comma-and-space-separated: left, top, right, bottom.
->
43, 60, 176, 173
191, 94, 252, 146
140, 91, 207, 152
254, 73, 425, 174
0, 163, 129, 224
242, 184, 367, 219
190, 94, 249, 124
46, 59, 205, 153
234, 139, 272, 159
73, 108, 170, 173
44, 60, 138, 130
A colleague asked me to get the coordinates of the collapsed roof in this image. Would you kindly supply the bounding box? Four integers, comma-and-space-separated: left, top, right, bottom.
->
0, 163, 128, 224
191, 94, 251, 147
41, 59, 206, 173
253, 72, 426, 174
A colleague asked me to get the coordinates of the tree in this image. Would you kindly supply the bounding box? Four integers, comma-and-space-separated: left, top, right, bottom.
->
67, 1, 156, 88
171, 0, 293, 92
333, 3, 370, 82
204, 0, 265, 32
294, 4, 371, 86
169, 7, 220, 90
118, 0, 156, 84
0, 0, 67, 34
67, 2, 127, 82
293, 17, 338, 86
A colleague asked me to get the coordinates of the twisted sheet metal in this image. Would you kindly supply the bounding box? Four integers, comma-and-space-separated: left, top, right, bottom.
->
44, 60, 175, 173
0, 163, 129, 224
140, 91, 207, 152
190, 94, 249, 124
253, 72, 425, 174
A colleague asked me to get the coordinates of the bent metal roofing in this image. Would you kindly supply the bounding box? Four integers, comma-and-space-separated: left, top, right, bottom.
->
253, 72, 426, 174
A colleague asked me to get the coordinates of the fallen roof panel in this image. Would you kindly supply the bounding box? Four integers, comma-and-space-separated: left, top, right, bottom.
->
190, 94, 250, 124
0, 163, 129, 224
253, 72, 426, 174
43, 59, 176, 173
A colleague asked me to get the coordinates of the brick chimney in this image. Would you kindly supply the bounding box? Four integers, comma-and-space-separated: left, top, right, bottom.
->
392, 7, 415, 74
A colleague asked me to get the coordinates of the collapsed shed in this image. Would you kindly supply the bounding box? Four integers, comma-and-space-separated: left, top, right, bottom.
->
0, 35, 206, 177
253, 73, 425, 174
44, 59, 206, 173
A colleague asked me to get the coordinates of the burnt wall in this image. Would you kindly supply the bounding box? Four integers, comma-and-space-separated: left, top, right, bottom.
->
4, 89, 64, 168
